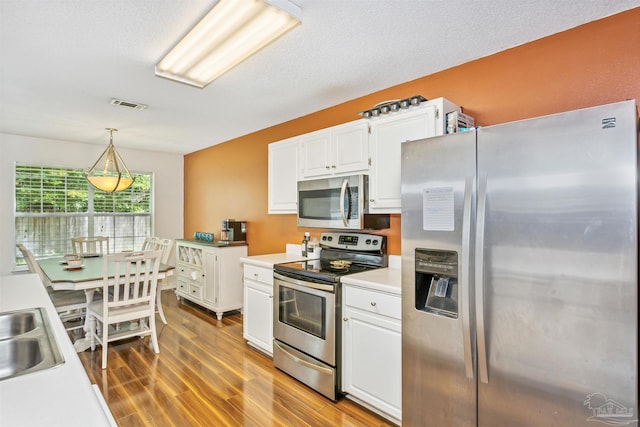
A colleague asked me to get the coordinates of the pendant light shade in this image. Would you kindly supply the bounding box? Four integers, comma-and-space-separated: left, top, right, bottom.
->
86, 128, 135, 192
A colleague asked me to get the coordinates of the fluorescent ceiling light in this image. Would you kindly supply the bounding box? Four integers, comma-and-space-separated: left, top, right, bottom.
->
155, 0, 302, 88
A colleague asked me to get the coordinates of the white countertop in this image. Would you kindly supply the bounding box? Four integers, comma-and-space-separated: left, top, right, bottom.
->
240, 253, 307, 268
341, 267, 402, 295
0, 274, 113, 427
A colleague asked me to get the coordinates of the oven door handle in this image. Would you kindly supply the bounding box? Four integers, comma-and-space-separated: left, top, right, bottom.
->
274, 340, 334, 376
339, 177, 350, 227
274, 272, 335, 292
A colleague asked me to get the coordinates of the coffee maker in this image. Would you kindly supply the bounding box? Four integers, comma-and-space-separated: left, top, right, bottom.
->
219, 219, 247, 245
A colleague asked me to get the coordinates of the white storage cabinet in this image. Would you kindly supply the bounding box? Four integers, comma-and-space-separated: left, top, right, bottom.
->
368, 97, 461, 213
175, 240, 247, 320
342, 283, 402, 424
242, 263, 274, 355
300, 120, 369, 178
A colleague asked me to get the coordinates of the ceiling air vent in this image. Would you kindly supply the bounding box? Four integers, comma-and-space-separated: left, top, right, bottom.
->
110, 98, 148, 110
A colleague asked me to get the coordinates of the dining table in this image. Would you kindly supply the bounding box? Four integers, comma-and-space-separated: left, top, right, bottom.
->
38, 254, 175, 353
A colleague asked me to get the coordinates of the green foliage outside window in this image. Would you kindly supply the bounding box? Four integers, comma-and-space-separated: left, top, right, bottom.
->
14, 165, 153, 266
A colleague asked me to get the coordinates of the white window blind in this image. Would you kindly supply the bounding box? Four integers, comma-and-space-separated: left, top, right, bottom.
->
15, 165, 153, 267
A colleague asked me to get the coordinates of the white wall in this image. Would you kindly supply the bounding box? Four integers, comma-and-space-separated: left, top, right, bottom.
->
0, 133, 184, 275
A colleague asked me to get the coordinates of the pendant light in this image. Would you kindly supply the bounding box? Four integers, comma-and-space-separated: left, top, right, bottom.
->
86, 128, 135, 192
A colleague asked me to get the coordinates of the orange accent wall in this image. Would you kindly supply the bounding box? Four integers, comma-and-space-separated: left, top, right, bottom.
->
185, 8, 640, 256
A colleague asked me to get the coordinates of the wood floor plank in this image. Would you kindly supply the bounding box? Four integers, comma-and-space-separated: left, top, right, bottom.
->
78, 290, 397, 427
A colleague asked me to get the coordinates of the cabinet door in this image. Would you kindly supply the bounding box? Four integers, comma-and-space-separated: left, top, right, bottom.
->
202, 249, 218, 307
333, 121, 369, 175
343, 307, 402, 421
369, 105, 437, 213
301, 129, 331, 178
268, 137, 299, 214
216, 247, 246, 312
243, 279, 274, 354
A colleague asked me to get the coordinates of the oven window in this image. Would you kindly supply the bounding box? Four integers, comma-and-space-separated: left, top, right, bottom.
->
278, 285, 326, 339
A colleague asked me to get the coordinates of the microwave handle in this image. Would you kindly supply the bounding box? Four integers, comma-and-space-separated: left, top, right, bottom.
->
339, 177, 350, 227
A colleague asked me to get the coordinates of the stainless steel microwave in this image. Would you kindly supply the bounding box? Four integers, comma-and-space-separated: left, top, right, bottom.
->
297, 174, 389, 230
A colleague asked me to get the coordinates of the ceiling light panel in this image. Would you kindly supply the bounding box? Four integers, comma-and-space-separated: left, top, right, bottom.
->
155, 0, 301, 88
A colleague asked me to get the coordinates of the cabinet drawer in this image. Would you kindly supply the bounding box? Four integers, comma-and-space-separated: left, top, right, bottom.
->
244, 264, 273, 285
176, 279, 188, 293
177, 265, 203, 284
188, 283, 203, 300
345, 286, 401, 320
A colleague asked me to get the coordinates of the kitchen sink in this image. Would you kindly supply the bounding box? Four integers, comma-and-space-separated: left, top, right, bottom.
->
0, 311, 37, 340
0, 308, 65, 381
0, 339, 43, 376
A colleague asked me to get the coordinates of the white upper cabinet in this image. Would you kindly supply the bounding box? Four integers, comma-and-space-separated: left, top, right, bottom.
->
266, 97, 464, 215
301, 120, 369, 178
300, 129, 331, 177
368, 98, 461, 213
268, 137, 299, 214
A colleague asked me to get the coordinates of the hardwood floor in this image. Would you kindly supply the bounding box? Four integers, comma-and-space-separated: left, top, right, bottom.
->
79, 290, 396, 427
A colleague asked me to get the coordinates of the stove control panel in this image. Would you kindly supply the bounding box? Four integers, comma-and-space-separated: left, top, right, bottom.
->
320, 232, 385, 252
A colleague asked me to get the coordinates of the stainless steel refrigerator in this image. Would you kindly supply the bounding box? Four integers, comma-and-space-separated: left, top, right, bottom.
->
401, 100, 638, 426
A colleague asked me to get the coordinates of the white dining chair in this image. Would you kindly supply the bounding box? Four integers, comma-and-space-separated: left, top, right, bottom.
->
141, 236, 158, 251
139, 237, 174, 325
17, 244, 88, 333
154, 238, 173, 325
88, 250, 162, 369
155, 238, 173, 264
72, 236, 110, 256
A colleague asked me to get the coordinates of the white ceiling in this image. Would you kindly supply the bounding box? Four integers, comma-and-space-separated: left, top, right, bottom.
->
1, 1, 639, 155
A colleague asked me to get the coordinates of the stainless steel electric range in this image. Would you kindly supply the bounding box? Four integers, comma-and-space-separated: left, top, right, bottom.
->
273, 231, 387, 400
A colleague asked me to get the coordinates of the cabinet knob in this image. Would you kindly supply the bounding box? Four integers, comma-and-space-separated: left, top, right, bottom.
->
331, 165, 336, 168
370, 301, 377, 307
369, 199, 375, 202
325, 165, 330, 169
254, 273, 259, 277
343, 317, 348, 321
269, 295, 273, 299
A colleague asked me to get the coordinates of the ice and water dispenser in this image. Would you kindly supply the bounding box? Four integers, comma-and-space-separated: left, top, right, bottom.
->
415, 249, 459, 319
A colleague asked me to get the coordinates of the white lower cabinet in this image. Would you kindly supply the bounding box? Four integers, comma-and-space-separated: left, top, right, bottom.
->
242, 263, 274, 355
175, 240, 247, 320
342, 284, 402, 424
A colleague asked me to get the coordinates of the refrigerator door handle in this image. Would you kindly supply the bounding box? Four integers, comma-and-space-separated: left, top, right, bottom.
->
476, 172, 489, 384
461, 176, 474, 379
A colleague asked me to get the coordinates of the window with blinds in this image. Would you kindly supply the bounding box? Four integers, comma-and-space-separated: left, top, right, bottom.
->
14, 165, 153, 267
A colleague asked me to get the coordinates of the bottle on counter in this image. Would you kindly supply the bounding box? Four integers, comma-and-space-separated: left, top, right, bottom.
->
301, 232, 310, 257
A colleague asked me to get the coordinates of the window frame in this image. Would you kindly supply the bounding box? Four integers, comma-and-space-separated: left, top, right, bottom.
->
14, 163, 154, 268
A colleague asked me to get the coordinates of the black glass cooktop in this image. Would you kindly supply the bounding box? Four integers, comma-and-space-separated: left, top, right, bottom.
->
274, 232, 388, 284
275, 254, 385, 284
